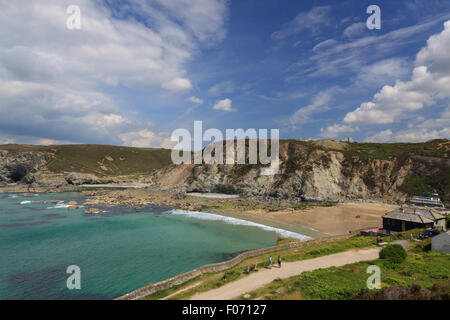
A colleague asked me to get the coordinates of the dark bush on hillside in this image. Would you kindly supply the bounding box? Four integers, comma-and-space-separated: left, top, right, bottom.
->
352, 284, 450, 300
379, 244, 407, 263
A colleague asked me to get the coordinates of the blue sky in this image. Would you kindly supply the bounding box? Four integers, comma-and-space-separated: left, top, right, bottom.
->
0, 0, 449, 147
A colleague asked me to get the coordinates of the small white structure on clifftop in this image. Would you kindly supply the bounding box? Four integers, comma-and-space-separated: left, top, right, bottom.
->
432, 231, 450, 254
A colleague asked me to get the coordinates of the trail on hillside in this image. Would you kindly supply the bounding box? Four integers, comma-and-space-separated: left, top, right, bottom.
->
189, 247, 382, 300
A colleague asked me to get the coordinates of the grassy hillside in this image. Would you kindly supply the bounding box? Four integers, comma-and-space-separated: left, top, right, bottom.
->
1, 139, 448, 196
239, 235, 449, 300
0, 144, 172, 176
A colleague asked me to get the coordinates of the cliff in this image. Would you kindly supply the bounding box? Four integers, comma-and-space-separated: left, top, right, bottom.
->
1, 140, 448, 205
151, 139, 450, 204
0, 144, 171, 187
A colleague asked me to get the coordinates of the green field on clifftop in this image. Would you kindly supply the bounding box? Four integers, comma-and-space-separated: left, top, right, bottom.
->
0, 144, 172, 176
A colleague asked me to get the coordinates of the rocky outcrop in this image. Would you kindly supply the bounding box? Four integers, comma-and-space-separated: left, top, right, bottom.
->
150, 140, 450, 204
0, 149, 121, 187
0, 150, 52, 184
1, 140, 448, 205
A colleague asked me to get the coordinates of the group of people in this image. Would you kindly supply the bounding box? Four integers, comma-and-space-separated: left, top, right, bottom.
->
268, 255, 282, 268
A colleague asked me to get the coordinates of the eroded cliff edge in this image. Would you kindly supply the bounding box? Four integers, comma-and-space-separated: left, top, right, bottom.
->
1, 140, 449, 205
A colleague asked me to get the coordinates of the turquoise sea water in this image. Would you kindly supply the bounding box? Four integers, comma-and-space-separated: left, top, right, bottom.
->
0, 192, 308, 300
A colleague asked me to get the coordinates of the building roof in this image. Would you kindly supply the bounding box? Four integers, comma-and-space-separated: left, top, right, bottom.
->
384, 212, 434, 224
417, 208, 445, 221
385, 207, 445, 222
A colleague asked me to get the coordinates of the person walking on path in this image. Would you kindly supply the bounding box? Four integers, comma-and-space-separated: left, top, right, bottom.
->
278, 255, 282, 268
268, 256, 273, 269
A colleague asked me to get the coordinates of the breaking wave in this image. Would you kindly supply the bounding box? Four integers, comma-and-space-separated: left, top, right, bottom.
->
47, 201, 70, 209
170, 209, 311, 241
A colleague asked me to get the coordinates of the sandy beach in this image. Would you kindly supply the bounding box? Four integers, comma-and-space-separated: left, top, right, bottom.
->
226, 202, 399, 236
76, 188, 399, 236
1, 185, 400, 236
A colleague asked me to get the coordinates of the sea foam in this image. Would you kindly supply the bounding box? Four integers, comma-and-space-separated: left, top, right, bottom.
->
170, 209, 311, 241
47, 201, 70, 209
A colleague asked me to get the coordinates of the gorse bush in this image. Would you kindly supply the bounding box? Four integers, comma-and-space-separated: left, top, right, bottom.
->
379, 245, 407, 263
352, 284, 450, 300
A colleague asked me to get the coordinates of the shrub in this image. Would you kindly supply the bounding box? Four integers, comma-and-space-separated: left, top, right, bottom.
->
379, 245, 407, 263
352, 284, 450, 300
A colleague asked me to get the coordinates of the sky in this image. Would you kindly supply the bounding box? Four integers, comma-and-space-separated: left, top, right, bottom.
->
0, 0, 450, 148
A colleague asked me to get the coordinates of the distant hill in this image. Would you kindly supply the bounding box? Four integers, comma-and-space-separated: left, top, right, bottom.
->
0, 144, 172, 181
1, 140, 449, 204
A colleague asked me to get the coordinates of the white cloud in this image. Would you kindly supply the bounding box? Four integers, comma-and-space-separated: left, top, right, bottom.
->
364, 105, 450, 142
119, 129, 175, 148
343, 22, 366, 38
320, 124, 359, 139
286, 16, 449, 79
162, 78, 192, 91
312, 39, 337, 52
345, 20, 450, 125
133, 0, 229, 44
393, 127, 450, 142
364, 129, 393, 142
290, 88, 338, 124
272, 6, 332, 41
0, 0, 229, 146
356, 58, 410, 86
208, 80, 235, 96
212, 98, 235, 112
187, 96, 204, 104
0, 137, 15, 144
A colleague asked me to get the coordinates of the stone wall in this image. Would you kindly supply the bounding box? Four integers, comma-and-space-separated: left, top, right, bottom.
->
115, 234, 352, 300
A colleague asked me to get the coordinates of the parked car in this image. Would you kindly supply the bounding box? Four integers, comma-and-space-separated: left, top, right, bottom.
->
419, 229, 440, 240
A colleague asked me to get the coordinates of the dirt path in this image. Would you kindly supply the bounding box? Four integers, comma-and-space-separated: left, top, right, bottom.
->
189, 247, 382, 300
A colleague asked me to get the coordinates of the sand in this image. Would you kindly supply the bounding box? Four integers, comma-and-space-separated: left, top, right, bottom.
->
187, 192, 240, 199
237, 202, 399, 236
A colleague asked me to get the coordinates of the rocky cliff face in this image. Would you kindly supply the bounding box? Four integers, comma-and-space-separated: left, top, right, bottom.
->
1, 140, 448, 204
0, 150, 52, 184
151, 140, 450, 204
0, 150, 119, 187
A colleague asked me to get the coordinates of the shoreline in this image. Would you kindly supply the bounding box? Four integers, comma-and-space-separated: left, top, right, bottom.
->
205, 209, 327, 239
2, 186, 403, 300
1, 185, 401, 235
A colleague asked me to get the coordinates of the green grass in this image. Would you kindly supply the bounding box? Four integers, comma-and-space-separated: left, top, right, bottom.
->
0, 144, 172, 176
340, 139, 449, 161
141, 235, 381, 300
398, 168, 450, 201
241, 250, 450, 300
141, 230, 434, 300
